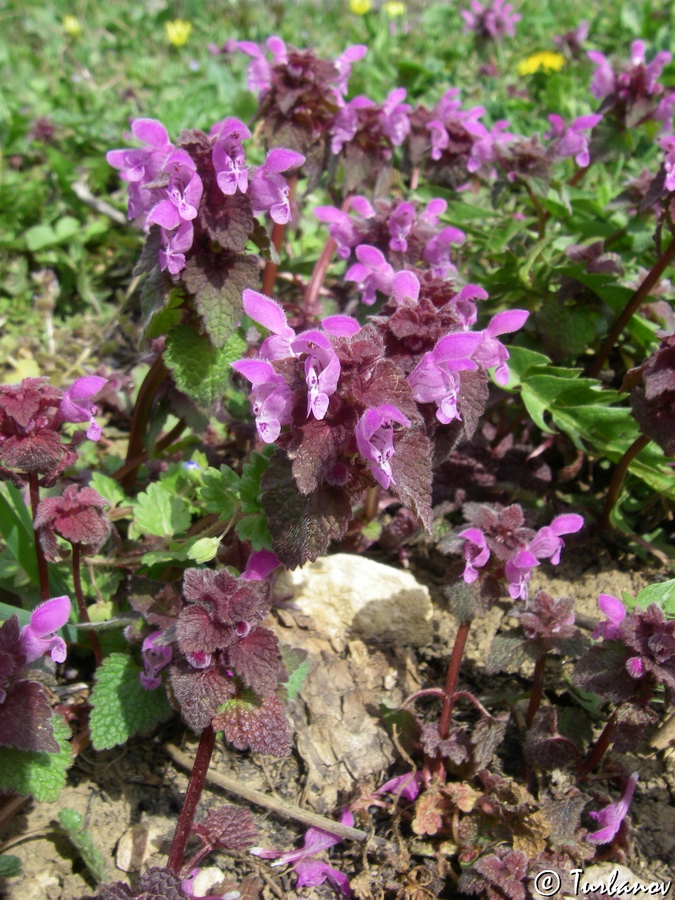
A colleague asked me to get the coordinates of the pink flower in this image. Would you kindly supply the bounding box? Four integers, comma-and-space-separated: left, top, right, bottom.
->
504, 513, 584, 600
345, 244, 395, 305
139, 630, 172, 690
587, 772, 639, 844
546, 114, 602, 167
247, 148, 305, 224
355, 404, 410, 490
252, 809, 353, 897
21, 595, 71, 664
58, 375, 108, 440
459, 527, 491, 583
592, 593, 626, 641
471, 310, 529, 385
407, 331, 482, 424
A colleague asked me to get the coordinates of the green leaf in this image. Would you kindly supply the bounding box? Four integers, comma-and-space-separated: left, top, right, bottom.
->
146, 287, 185, 339
239, 447, 274, 513
186, 536, 220, 563
0, 715, 72, 802
182, 252, 258, 347
164, 325, 246, 407
130, 482, 191, 539
89, 653, 173, 750
280, 645, 311, 700
58, 808, 107, 883
200, 465, 241, 518
89, 473, 128, 510
0, 483, 40, 588
634, 580, 675, 617
235, 513, 273, 551
0, 855, 23, 877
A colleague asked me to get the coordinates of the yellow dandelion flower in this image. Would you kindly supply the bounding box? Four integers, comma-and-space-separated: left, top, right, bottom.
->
62, 15, 83, 38
384, 1, 406, 16
349, 0, 372, 15
166, 19, 192, 48
517, 51, 565, 76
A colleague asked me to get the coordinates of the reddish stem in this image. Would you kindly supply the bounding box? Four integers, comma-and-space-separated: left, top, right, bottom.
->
601, 433, 650, 530
589, 235, 675, 378
526, 654, 546, 729
261, 177, 298, 296
72, 543, 102, 666
439, 620, 472, 740
117, 355, 169, 492
28, 472, 50, 601
167, 725, 216, 875
578, 709, 618, 778
303, 192, 353, 318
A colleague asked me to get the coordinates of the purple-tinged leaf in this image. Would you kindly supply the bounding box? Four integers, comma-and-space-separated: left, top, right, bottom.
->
182, 252, 258, 347
215, 693, 292, 756
226, 625, 283, 695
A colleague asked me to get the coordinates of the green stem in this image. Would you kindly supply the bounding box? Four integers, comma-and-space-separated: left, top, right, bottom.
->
72, 543, 101, 666
589, 235, 675, 378
28, 473, 50, 601
601, 433, 650, 530
167, 725, 216, 875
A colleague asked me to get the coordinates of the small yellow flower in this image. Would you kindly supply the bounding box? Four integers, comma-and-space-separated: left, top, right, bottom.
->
349, 0, 372, 14
517, 51, 566, 76
165, 19, 192, 48
384, 0, 406, 16
62, 15, 83, 38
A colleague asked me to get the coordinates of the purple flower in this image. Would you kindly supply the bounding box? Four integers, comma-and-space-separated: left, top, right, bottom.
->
461, 0, 521, 41
471, 309, 529, 385
292, 330, 341, 420
106, 118, 174, 224
211, 118, 251, 196
388, 202, 415, 252
587, 772, 638, 844
247, 148, 305, 224
241, 549, 282, 581
330, 96, 374, 154
379, 88, 411, 146
252, 809, 353, 898
546, 114, 602, 167
459, 527, 491, 583
588, 50, 615, 98
504, 513, 584, 600
314, 195, 375, 259
592, 593, 626, 641
158, 220, 194, 275
140, 630, 173, 690
147, 149, 203, 229
20, 595, 71, 664
231, 359, 295, 443
333, 44, 368, 97
355, 404, 410, 490
660, 136, 675, 192
422, 226, 466, 277
345, 244, 395, 305
242, 289, 297, 361
58, 375, 108, 440
375, 771, 423, 802
407, 331, 482, 424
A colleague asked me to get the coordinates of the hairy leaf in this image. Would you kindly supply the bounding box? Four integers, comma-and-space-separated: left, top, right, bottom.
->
170, 662, 236, 733
262, 451, 351, 568
90, 653, 173, 749
182, 252, 258, 347
0, 714, 71, 801
165, 326, 246, 407
0, 855, 23, 877
59, 807, 107, 883
215, 693, 292, 757
193, 805, 258, 851
226, 625, 282, 695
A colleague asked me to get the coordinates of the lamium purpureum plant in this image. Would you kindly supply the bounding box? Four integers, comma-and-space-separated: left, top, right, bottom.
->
7, 17, 675, 897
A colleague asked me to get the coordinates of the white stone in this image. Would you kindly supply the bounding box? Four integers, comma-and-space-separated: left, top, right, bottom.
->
276, 554, 433, 647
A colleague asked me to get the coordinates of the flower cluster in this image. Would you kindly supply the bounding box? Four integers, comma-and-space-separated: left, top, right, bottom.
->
315, 195, 465, 275
231, 275, 527, 566
35, 484, 111, 561
231, 36, 366, 182
0, 375, 106, 486
588, 40, 675, 130
138, 568, 291, 755
460, 0, 521, 42
107, 118, 304, 275
459, 504, 584, 601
